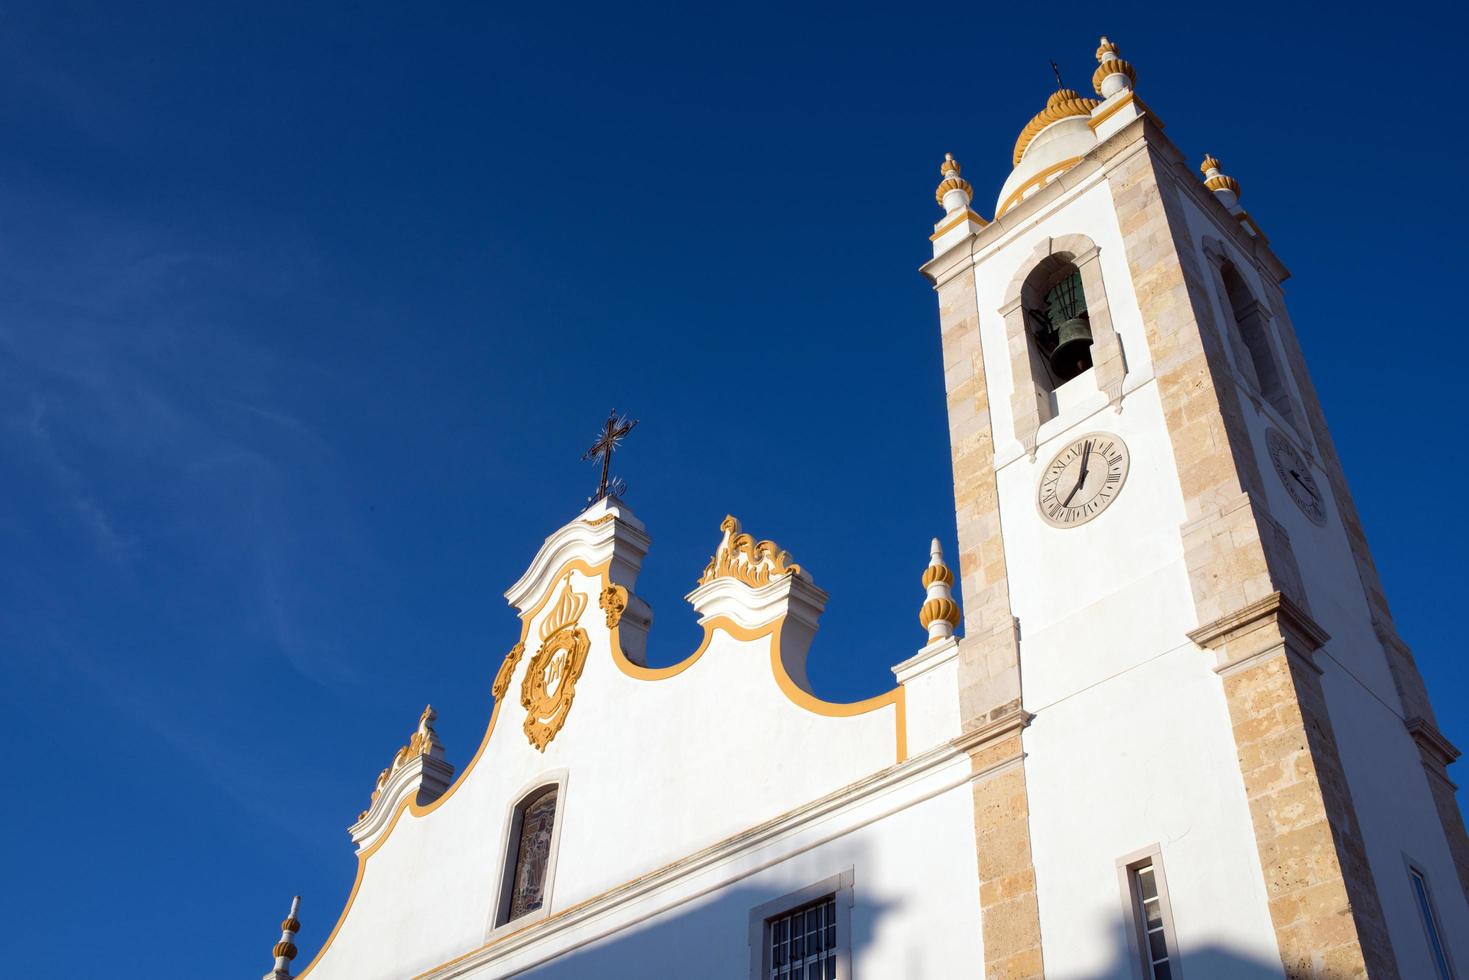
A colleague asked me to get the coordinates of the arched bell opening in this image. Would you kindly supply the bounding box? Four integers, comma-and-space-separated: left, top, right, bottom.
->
1024, 260, 1094, 389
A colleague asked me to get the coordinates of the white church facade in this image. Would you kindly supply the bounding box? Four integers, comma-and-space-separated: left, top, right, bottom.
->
261, 37, 1469, 980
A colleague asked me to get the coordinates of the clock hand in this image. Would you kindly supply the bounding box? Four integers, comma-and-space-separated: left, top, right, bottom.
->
1289, 469, 1318, 500
1062, 441, 1092, 508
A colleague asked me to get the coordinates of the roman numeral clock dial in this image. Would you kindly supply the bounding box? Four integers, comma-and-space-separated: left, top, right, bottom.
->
1265, 428, 1327, 526
1037, 432, 1131, 528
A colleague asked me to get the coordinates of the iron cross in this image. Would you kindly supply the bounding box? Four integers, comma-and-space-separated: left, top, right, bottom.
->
582, 409, 638, 503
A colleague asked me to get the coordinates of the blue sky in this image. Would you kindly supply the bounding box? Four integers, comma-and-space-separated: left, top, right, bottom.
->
1, 2, 1464, 976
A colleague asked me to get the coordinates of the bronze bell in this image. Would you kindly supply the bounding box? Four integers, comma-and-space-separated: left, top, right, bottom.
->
1049, 316, 1094, 381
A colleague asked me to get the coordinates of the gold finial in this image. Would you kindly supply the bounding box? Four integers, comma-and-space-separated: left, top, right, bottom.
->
918, 538, 960, 643
1092, 35, 1137, 95
934, 152, 974, 209
266, 896, 302, 979
1200, 154, 1241, 200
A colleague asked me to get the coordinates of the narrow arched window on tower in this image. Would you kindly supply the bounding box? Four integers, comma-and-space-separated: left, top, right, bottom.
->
1026, 264, 1093, 387
498, 785, 559, 924
1219, 261, 1297, 427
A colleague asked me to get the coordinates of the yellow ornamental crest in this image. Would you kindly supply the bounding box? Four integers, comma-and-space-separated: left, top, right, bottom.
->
520, 575, 591, 751
698, 515, 803, 588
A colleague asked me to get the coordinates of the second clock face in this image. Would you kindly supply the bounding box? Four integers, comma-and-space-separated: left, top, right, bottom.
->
1266, 428, 1327, 525
1037, 432, 1130, 528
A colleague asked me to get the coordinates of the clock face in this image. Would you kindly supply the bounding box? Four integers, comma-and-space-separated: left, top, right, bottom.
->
1266, 428, 1326, 525
1037, 432, 1130, 528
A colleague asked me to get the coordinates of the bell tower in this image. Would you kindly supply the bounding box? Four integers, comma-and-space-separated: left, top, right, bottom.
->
922, 37, 1469, 980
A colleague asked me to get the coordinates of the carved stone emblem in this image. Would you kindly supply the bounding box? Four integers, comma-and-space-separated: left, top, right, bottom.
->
520, 576, 591, 751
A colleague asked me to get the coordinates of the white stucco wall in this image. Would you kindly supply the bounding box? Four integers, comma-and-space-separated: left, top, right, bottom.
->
299, 506, 973, 980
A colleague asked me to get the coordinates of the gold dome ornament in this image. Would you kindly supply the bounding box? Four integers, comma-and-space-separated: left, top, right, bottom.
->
1013, 88, 1100, 165
918, 538, 961, 643
1092, 36, 1137, 97
934, 152, 974, 212
1200, 154, 1241, 201
1199, 154, 1261, 238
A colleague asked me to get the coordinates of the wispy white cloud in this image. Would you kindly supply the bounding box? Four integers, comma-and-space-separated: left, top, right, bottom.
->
14, 396, 139, 565
0, 198, 365, 690
57, 641, 318, 846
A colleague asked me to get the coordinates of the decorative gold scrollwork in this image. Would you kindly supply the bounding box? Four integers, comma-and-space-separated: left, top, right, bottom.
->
492, 642, 525, 702
520, 576, 591, 751
599, 584, 628, 628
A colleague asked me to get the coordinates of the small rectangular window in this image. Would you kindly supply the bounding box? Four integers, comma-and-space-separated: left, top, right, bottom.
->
1409, 865, 1454, 980
766, 894, 838, 980
1118, 847, 1180, 980
748, 872, 852, 980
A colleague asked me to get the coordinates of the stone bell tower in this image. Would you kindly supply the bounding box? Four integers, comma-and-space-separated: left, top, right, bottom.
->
921, 37, 1469, 980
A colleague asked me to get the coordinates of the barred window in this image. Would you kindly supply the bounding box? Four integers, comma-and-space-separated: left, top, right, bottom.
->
767, 895, 838, 980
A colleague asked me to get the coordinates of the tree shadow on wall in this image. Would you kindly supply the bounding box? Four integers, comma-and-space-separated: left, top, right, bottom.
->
1069, 912, 1319, 980
508, 845, 899, 978
493, 874, 1354, 980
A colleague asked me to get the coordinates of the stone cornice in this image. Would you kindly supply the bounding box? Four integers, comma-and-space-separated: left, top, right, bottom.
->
1190, 591, 1328, 649
1189, 592, 1330, 678
1407, 717, 1462, 769
1188, 591, 1328, 651
955, 704, 1033, 752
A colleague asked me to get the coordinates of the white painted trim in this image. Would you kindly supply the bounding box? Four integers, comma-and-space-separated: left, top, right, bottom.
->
892, 636, 959, 686
504, 499, 649, 612
348, 752, 455, 852
685, 573, 829, 634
